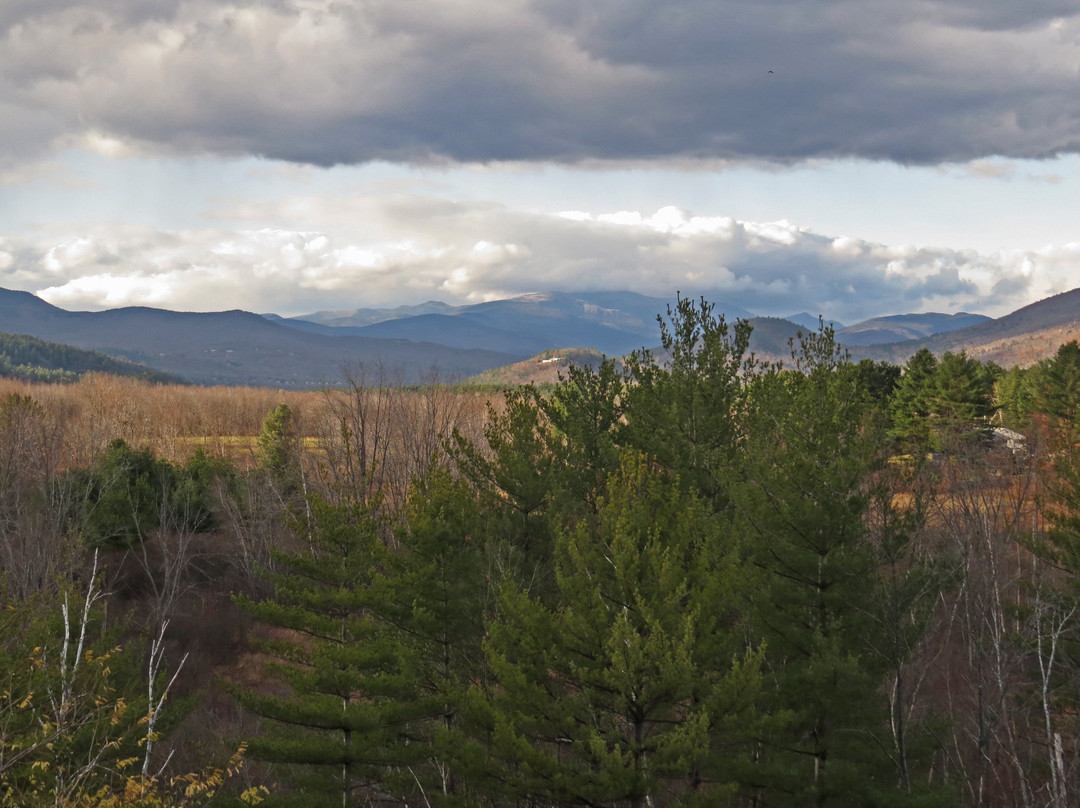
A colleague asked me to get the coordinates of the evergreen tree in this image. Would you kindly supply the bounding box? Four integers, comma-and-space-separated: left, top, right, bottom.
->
59, 440, 227, 548
1030, 342, 1080, 594
854, 358, 902, 405
233, 496, 428, 807
1029, 342, 1080, 577
889, 349, 938, 451
377, 466, 492, 804
735, 329, 947, 806
165, 447, 232, 535
862, 464, 955, 804
1021, 345, 1080, 804
930, 351, 996, 445
257, 403, 301, 487
994, 364, 1036, 430
539, 356, 625, 517
620, 294, 756, 512
891, 350, 996, 452
450, 387, 560, 589
79, 439, 169, 547
476, 451, 761, 807
1032, 340, 1080, 436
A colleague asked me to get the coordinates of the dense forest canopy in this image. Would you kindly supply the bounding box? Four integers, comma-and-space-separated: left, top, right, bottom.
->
0, 331, 179, 384
2, 298, 1080, 806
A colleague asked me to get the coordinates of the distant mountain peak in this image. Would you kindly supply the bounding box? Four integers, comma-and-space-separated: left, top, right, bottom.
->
784, 312, 845, 332
839, 311, 991, 347
5, 285, 1080, 387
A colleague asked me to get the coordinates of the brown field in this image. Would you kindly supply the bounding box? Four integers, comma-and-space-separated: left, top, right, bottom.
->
0, 373, 496, 471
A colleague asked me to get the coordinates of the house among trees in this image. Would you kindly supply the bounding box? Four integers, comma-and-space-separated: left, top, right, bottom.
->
989, 425, 1027, 454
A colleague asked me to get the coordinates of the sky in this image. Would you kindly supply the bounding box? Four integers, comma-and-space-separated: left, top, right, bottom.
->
3, 1, 1080, 324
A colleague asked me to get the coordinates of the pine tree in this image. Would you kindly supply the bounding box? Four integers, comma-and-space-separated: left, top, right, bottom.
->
854, 358, 902, 404
620, 294, 756, 512
256, 404, 295, 472
889, 349, 938, 451
930, 351, 996, 446
475, 451, 761, 807
59, 440, 224, 549
539, 356, 624, 517
376, 466, 492, 804
1015, 344, 1080, 805
1032, 340, 1080, 437
233, 496, 429, 807
449, 386, 560, 589
735, 329, 949, 806
994, 364, 1036, 430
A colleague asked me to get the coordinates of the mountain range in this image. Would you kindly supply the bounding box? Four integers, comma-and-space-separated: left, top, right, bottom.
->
0, 288, 519, 388
1, 286, 1078, 388
854, 287, 1080, 367
271, 291, 750, 357
837, 312, 989, 346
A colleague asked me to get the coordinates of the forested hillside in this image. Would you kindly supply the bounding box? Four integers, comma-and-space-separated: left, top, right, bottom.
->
856, 286, 1080, 366
2, 298, 1080, 806
0, 331, 179, 383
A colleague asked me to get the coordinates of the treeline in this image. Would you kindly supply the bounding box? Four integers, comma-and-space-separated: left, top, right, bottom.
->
2, 298, 1080, 806
0, 331, 180, 384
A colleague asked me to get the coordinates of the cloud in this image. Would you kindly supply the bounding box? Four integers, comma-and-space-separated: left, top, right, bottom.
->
1027, 171, 1064, 184
0, 158, 95, 188
949, 159, 1018, 180
4, 1, 1080, 167
2, 194, 1075, 322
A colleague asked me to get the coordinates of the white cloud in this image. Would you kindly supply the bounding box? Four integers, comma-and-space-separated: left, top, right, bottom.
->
2, 193, 1076, 321
963, 160, 1017, 180
39, 272, 182, 308
75, 130, 139, 159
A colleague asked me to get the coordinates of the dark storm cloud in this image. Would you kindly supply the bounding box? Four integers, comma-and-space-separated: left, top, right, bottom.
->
4, 0, 1080, 167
